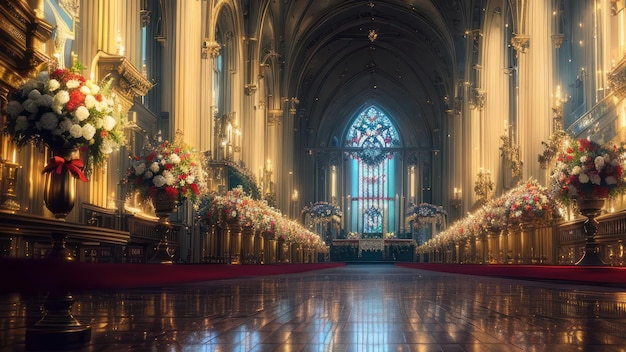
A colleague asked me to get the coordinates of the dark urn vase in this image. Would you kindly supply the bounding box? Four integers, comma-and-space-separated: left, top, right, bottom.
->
575, 197, 607, 266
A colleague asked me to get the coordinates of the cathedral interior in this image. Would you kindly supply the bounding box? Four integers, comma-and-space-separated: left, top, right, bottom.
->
3, 0, 626, 351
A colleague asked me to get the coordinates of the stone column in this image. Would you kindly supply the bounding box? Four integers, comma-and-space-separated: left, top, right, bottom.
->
171, 1, 203, 147
515, 1, 552, 185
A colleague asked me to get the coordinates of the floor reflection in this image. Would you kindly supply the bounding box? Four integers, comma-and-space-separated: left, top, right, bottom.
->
3, 264, 626, 351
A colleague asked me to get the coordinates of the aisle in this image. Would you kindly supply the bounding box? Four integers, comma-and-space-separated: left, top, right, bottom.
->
3, 264, 626, 351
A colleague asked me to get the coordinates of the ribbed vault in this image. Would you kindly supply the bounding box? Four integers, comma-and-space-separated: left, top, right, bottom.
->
282, 0, 469, 149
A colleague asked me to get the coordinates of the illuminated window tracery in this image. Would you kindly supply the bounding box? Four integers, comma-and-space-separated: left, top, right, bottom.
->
346, 106, 399, 236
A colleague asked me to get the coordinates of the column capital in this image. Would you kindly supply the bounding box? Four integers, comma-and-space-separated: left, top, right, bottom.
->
268, 109, 283, 126
202, 40, 222, 59
511, 35, 530, 54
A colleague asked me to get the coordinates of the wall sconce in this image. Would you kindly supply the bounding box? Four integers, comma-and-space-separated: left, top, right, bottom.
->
291, 190, 299, 202
450, 187, 462, 209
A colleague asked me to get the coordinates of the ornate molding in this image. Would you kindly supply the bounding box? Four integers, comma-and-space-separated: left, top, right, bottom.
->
59, 0, 80, 19
511, 35, 530, 54
93, 51, 155, 112
0, 0, 53, 90
551, 34, 564, 49
608, 56, 626, 99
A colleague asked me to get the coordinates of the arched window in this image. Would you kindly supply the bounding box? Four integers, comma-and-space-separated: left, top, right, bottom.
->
345, 106, 399, 236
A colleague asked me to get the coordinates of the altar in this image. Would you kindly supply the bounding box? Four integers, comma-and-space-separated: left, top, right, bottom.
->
330, 239, 416, 262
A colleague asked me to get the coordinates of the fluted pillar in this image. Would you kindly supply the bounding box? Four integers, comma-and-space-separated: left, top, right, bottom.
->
516, 1, 552, 186
171, 1, 203, 147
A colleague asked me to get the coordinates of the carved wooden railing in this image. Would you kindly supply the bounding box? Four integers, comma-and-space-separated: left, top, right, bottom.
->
558, 211, 626, 266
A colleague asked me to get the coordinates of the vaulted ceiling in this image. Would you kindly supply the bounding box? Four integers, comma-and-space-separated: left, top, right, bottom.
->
278, 0, 474, 150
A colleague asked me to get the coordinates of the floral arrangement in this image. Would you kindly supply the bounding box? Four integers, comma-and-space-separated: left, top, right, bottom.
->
199, 186, 280, 232
125, 131, 206, 205
405, 202, 447, 228
504, 179, 558, 226
550, 137, 626, 205
347, 232, 359, 239
301, 201, 342, 224
200, 186, 247, 224
4, 64, 125, 178
478, 198, 508, 233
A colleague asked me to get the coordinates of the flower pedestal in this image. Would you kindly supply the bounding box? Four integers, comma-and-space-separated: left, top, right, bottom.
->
241, 226, 254, 264
265, 234, 277, 264
227, 222, 242, 264
575, 198, 607, 266
26, 148, 91, 349
148, 194, 177, 264
254, 232, 265, 264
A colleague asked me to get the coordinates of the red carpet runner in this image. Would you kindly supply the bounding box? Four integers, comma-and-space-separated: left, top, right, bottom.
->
1, 258, 345, 294
396, 263, 626, 286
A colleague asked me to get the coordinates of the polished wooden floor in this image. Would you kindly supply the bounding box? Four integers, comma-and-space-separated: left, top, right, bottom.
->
3, 264, 626, 351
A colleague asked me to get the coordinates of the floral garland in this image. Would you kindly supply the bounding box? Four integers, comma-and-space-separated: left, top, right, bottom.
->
198, 187, 328, 252
550, 137, 626, 205
125, 131, 207, 205
4, 64, 126, 178
301, 201, 342, 224
417, 179, 562, 253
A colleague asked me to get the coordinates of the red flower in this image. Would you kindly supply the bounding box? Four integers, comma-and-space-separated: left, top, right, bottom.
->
50, 69, 66, 80
578, 139, 592, 152
66, 90, 86, 111
165, 186, 178, 197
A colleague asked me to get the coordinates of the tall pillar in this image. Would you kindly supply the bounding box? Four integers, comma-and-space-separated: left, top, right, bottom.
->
268, 108, 282, 201
514, 1, 552, 186
172, 1, 203, 148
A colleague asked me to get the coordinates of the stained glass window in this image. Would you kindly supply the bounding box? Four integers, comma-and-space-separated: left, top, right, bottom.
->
346, 106, 399, 236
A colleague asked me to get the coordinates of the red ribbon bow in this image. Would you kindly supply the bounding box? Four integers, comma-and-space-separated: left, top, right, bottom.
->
43, 156, 89, 182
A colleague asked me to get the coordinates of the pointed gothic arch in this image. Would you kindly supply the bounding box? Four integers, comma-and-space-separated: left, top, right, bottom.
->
344, 106, 400, 237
